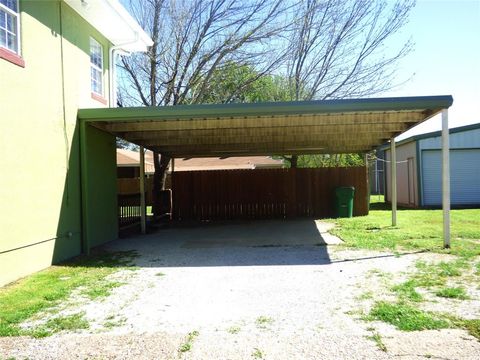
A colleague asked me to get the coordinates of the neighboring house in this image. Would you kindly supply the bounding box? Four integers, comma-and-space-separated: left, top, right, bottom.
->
382, 123, 480, 208
116, 148, 283, 178
117, 149, 155, 178
0, 0, 152, 286
171, 156, 284, 171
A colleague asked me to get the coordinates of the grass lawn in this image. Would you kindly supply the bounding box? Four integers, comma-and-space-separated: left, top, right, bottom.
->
329, 196, 480, 258
335, 197, 480, 341
0, 251, 137, 337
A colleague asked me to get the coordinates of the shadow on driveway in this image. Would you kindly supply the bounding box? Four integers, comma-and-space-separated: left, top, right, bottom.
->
107, 219, 333, 267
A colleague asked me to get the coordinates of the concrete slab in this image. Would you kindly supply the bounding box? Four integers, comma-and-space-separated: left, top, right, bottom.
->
168, 219, 332, 249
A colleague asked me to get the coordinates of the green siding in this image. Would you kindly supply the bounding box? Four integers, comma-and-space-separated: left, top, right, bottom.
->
80, 123, 118, 251
0, 1, 113, 286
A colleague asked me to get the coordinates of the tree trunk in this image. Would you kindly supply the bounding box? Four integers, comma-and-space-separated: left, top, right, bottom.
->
152, 152, 171, 220
290, 155, 298, 168
158, 155, 171, 190
152, 151, 162, 218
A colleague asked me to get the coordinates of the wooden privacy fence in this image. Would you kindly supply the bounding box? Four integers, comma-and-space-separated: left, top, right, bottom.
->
172, 167, 368, 221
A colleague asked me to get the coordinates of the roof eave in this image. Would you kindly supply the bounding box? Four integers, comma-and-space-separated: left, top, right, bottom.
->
78, 95, 454, 122
64, 0, 153, 52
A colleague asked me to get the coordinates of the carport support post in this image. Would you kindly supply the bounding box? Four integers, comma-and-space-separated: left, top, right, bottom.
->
139, 146, 146, 234
442, 109, 450, 248
390, 138, 397, 226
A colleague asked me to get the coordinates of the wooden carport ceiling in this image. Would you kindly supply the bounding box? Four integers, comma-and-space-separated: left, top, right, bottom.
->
78, 96, 453, 157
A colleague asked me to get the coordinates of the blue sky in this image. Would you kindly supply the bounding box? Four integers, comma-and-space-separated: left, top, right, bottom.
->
383, 0, 480, 139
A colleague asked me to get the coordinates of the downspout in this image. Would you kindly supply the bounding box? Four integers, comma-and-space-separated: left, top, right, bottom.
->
108, 32, 138, 107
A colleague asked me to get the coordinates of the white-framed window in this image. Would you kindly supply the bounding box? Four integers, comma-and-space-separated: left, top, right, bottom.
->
90, 37, 103, 96
0, 0, 20, 54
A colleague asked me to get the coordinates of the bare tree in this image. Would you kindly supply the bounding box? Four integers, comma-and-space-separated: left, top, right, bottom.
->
120, 0, 291, 107
286, 0, 414, 100
118, 0, 415, 216
119, 0, 291, 218
280, 0, 415, 167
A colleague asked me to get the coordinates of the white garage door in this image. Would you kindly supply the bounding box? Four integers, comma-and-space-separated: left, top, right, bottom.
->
422, 149, 480, 206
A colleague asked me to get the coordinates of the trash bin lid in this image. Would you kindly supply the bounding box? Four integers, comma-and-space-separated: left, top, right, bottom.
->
335, 186, 355, 197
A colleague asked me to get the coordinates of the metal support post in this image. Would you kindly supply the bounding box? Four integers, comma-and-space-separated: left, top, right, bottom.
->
390, 138, 397, 226
139, 146, 146, 234
442, 109, 450, 248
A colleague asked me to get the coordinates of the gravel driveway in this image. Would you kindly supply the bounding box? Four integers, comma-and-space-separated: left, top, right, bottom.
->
1, 220, 479, 359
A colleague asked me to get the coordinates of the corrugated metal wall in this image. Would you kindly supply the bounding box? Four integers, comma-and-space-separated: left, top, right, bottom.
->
422, 149, 480, 206
419, 126, 480, 207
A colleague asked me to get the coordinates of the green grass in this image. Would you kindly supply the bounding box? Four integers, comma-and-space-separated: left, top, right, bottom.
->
435, 287, 469, 300
103, 315, 127, 329
368, 302, 480, 340
251, 348, 265, 359
453, 319, 480, 340
255, 316, 274, 329
361, 258, 479, 340
227, 325, 241, 334
357, 291, 374, 300
43, 312, 89, 334
82, 281, 125, 300
0, 250, 137, 337
366, 332, 387, 352
26, 312, 90, 338
369, 302, 449, 331
329, 203, 480, 258
410, 259, 470, 288
178, 330, 200, 353
342, 203, 480, 340
391, 280, 423, 302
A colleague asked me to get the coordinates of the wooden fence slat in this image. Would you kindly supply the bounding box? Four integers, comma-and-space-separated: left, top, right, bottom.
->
168, 167, 367, 221
117, 167, 368, 224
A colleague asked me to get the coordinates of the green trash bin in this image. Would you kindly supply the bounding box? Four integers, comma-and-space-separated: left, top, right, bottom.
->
335, 186, 355, 218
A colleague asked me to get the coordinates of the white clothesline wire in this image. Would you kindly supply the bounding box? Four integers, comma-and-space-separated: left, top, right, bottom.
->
369, 156, 409, 164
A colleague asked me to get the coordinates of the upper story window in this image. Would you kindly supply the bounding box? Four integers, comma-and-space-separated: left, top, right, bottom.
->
0, 0, 20, 54
90, 37, 103, 96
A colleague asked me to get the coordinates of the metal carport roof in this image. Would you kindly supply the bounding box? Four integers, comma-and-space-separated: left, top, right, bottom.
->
78, 95, 453, 158
78, 94, 454, 248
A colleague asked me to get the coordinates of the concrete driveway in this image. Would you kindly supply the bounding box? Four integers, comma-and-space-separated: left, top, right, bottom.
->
127, 219, 335, 267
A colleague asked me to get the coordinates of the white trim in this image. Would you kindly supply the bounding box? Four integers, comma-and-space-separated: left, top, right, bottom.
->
0, 0, 21, 55
109, 33, 138, 107
64, 0, 152, 53
90, 37, 104, 96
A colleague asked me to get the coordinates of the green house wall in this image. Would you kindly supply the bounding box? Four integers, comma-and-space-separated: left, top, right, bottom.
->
80, 122, 118, 252
0, 1, 117, 286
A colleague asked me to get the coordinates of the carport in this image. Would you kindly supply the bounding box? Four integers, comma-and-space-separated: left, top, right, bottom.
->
78, 95, 453, 252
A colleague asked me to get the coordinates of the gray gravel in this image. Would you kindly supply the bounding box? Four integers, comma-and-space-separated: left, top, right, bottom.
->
1, 220, 479, 359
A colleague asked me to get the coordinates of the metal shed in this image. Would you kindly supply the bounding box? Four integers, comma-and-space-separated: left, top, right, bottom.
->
384, 123, 480, 207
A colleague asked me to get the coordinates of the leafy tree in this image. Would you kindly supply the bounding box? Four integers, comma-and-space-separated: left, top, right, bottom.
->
296, 154, 365, 167
195, 61, 293, 103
